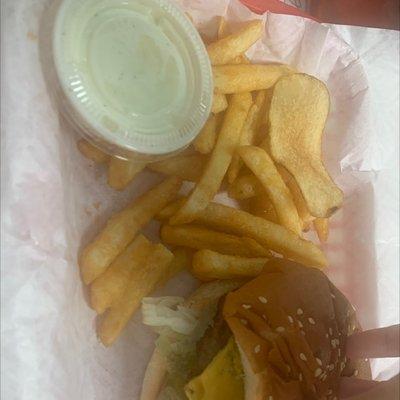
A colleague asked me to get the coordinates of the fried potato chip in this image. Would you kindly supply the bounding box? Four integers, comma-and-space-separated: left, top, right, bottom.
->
193, 114, 220, 154
207, 20, 263, 65
228, 173, 261, 200
161, 224, 270, 258
238, 146, 302, 235
192, 249, 268, 281
213, 64, 293, 94
249, 193, 278, 224
77, 139, 109, 164
212, 93, 228, 114
108, 157, 147, 191
98, 243, 174, 346
148, 154, 206, 182
80, 177, 181, 284
175, 201, 326, 268
90, 235, 152, 314
170, 92, 252, 225
314, 218, 329, 243
228, 91, 267, 184
269, 73, 343, 218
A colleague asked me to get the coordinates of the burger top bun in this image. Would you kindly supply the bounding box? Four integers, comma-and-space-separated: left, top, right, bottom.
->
223, 259, 370, 400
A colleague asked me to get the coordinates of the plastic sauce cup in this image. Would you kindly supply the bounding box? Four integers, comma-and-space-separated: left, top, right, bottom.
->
51, 0, 213, 161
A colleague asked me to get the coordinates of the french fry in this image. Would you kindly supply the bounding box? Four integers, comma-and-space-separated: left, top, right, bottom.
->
276, 165, 314, 232
156, 197, 186, 220
77, 139, 109, 164
192, 249, 268, 281
249, 193, 278, 223
238, 146, 302, 235
213, 64, 293, 94
212, 93, 228, 114
314, 218, 329, 243
161, 247, 193, 285
161, 225, 270, 258
148, 154, 206, 182
80, 177, 181, 284
228, 91, 267, 183
174, 201, 327, 268
171, 92, 252, 225
207, 20, 263, 65
90, 235, 152, 314
228, 173, 261, 200
193, 114, 219, 154
108, 157, 147, 191
98, 244, 174, 346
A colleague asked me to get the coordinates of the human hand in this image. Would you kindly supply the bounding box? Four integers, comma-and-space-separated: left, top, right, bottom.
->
340, 325, 400, 399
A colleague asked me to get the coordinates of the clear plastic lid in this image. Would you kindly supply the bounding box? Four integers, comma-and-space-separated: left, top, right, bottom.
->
52, 0, 213, 160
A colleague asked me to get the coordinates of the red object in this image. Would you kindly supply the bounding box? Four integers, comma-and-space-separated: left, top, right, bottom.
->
241, 0, 400, 30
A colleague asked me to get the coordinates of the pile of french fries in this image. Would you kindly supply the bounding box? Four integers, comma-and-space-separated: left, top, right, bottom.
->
78, 17, 342, 345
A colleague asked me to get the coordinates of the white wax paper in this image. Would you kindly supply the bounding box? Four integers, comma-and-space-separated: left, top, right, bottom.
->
1, 0, 399, 399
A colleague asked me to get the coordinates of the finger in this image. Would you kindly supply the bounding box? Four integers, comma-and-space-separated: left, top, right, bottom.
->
345, 374, 399, 400
347, 325, 400, 359
340, 377, 380, 398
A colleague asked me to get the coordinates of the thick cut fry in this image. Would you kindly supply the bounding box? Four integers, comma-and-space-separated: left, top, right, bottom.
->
193, 114, 219, 154
77, 139, 109, 164
172, 200, 326, 268
90, 235, 152, 314
238, 146, 302, 235
192, 249, 268, 281
156, 198, 186, 220
228, 174, 261, 200
213, 64, 293, 94
161, 225, 270, 258
108, 157, 147, 191
314, 218, 329, 243
228, 91, 267, 183
269, 73, 343, 217
98, 244, 174, 346
207, 20, 263, 65
212, 93, 228, 114
249, 194, 278, 223
80, 177, 181, 284
276, 165, 314, 232
171, 93, 252, 225
148, 154, 206, 182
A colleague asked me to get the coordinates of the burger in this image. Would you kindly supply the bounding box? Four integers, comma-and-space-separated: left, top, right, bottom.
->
140, 259, 370, 400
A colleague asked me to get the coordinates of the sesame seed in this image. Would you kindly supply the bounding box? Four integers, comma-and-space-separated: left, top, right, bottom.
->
354, 369, 359, 377
316, 358, 322, 366
242, 304, 252, 309
327, 389, 333, 395
262, 314, 267, 320
340, 362, 345, 371
314, 368, 322, 377
240, 319, 248, 325
254, 345, 261, 354
300, 330, 306, 336
325, 333, 329, 338
288, 315, 294, 323
299, 373, 303, 381
322, 373, 328, 381
329, 328, 333, 335
331, 339, 337, 349
328, 364, 334, 371
312, 385, 317, 393
308, 317, 316, 325
297, 308, 303, 315
258, 296, 268, 304
338, 349, 341, 357
298, 320, 304, 328
331, 293, 336, 299
300, 353, 307, 361
276, 326, 285, 333
286, 364, 291, 372
268, 396, 273, 400
333, 397, 338, 400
